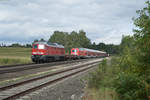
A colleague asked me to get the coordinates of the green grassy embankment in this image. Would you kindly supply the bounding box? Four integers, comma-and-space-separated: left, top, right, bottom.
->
83, 88, 118, 100
83, 58, 119, 100
0, 47, 32, 65
85, 56, 150, 100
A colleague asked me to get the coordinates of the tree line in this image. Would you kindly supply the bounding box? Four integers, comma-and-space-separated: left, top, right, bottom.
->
47, 30, 119, 54
0, 43, 32, 48
1, 30, 119, 55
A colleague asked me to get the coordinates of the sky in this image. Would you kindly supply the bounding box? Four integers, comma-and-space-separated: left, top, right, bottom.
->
0, 0, 146, 45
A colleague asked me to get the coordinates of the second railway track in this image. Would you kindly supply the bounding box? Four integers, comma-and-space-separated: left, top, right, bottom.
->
0, 58, 98, 74
0, 59, 102, 100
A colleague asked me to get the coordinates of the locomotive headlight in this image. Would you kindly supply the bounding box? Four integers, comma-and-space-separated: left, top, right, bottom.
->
38, 52, 44, 54
33, 52, 37, 54
38, 44, 45, 49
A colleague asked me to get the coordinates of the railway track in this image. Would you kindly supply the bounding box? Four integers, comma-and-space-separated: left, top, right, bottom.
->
0, 59, 101, 100
0, 58, 98, 74
0, 63, 34, 68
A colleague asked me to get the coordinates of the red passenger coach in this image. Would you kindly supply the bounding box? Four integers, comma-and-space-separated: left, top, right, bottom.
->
31, 42, 65, 63
71, 48, 107, 58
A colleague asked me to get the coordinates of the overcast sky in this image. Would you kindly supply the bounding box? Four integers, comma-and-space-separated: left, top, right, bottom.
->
0, 0, 146, 45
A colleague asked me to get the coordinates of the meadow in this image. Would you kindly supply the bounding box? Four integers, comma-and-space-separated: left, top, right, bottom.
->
0, 47, 32, 65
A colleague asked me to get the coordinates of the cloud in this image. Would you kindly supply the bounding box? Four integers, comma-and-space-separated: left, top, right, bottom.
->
0, 0, 146, 44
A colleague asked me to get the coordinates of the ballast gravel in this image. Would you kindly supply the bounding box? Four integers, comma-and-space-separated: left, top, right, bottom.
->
18, 65, 97, 100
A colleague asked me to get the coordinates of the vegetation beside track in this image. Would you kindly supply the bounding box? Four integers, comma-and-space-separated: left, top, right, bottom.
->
84, 58, 119, 100
0, 47, 32, 65
85, 1, 150, 100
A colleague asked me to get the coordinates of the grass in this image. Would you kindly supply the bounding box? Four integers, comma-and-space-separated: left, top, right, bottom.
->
84, 58, 119, 100
0, 47, 32, 65
83, 88, 118, 100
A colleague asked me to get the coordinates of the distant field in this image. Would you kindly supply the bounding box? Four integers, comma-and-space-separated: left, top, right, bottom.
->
0, 47, 32, 65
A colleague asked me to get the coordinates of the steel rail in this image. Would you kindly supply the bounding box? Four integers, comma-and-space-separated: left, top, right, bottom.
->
0, 61, 100, 100
0, 58, 97, 74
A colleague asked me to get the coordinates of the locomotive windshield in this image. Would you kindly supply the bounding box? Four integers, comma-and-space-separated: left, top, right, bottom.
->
34, 45, 37, 49
72, 49, 77, 52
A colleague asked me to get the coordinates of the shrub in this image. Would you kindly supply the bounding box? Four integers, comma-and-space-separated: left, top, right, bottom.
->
88, 59, 107, 88
114, 73, 149, 100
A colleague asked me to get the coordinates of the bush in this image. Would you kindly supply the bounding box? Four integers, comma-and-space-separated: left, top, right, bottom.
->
114, 73, 149, 100
88, 58, 119, 89
88, 59, 107, 88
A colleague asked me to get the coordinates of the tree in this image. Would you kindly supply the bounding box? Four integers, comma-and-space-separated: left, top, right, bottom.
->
119, 35, 135, 54
48, 31, 68, 46
113, 2, 150, 99
48, 30, 92, 53
25, 44, 32, 48
97, 43, 106, 51
40, 38, 46, 42
133, 1, 150, 74
33, 39, 38, 43
90, 42, 97, 50
11, 43, 22, 47
48, 30, 119, 54
78, 30, 91, 48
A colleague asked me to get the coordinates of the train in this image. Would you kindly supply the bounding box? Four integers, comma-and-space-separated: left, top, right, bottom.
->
31, 41, 108, 63
71, 48, 108, 58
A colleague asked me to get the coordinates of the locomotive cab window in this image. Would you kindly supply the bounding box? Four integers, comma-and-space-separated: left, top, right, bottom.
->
72, 49, 77, 52
38, 44, 45, 49
34, 45, 38, 49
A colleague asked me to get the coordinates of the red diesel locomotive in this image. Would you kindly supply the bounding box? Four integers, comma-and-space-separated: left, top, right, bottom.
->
31, 42, 65, 63
31, 42, 108, 63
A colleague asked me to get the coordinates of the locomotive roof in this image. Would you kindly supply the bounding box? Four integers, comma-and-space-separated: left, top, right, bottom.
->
34, 42, 64, 48
79, 48, 106, 53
